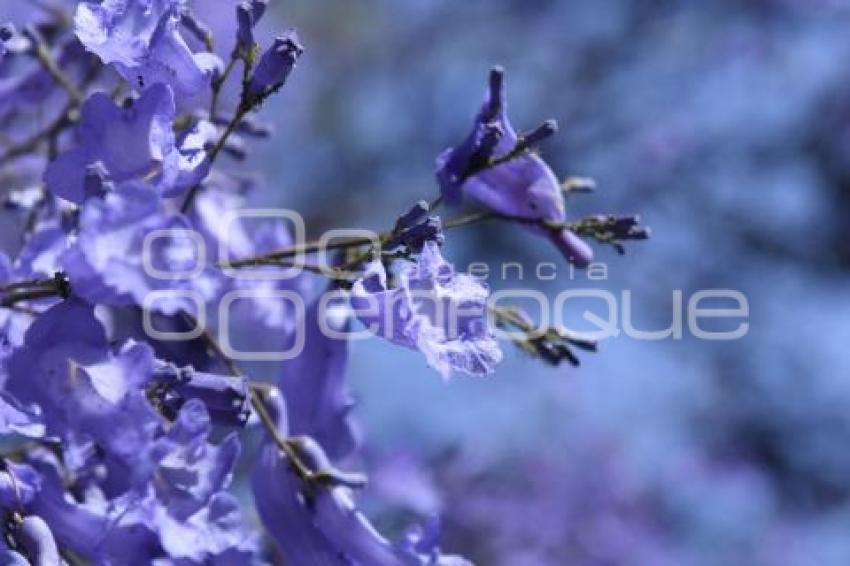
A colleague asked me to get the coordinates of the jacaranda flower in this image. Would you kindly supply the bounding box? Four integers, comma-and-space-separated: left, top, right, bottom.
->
436, 67, 594, 266
75, 0, 220, 97
44, 85, 179, 203
351, 240, 502, 378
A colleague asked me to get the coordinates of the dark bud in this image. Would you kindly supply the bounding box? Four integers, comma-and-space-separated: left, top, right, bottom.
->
525, 329, 598, 367
464, 121, 504, 177
235, 2, 255, 49
150, 363, 251, 426
392, 200, 429, 232
522, 119, 558, 148
478, 121, 504, 157
237, 114, 273, 138
386, 201, 445, 252
484, 65, 506, 120
246, 0, 269, 23
246, 30, 304, 101
571, 214, 650, 255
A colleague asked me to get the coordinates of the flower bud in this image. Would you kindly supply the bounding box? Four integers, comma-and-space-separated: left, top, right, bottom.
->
246, 31, 304, 100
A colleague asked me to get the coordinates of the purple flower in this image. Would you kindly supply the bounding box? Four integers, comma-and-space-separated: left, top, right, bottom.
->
150, 362, 251, 426
189, 178, 313, 346
0, 548, 27, 565
0, 234, 68, 347
279, 297, 360, 461
23, 424, 256, 564
12, 226, 66, 282
150, 399, 241, 520
246, 31, 304, 100
150, 491, 258, 562
351, 241, 502, 378
0, 392, 44, 439
173, 117, 218, 191
250, 404, 390, 564
436, 67, 593, 266
235, 0, 268, 50
14, 515, 62, 566
61, 185, 224, 315
0, 40, 91, 123
253, 424, 468, 566
0, 461, 41, 508
24, 453, 114, 560
0, 252, 10, 282
5, 300, 161, 489
75, 0, 220, 97
44, 85, 179, 203
39, 448, 256, 563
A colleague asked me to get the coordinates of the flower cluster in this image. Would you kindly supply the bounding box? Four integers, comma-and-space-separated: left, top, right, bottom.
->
0, 1, 646, 564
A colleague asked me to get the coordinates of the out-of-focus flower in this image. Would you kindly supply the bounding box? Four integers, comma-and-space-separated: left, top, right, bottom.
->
24, 446, 258, 563
436, 67, 593, 266
351, 240, 501, 378
61, 185, 223, 315
0, 391, 44, 439
252, 395, 469, 565
189, 177, 313, 350
5, 300, 161, 489
149, 399, 241, 520
0, 461, 41, 508
235, 0, 268, 51
173, 117, 218, 191
44, 85, 179, 203
75, 0, 219, 97
0, 229, 67, 347
14, 515, 62, 566
279, 296, 360, 461
0, 40, 92, 123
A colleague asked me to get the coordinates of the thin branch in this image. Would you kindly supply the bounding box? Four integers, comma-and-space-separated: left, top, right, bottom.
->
179, 311, 365, 488
0, 100, 75, 163
210, 56, 239, 121
24, 28, 81, 104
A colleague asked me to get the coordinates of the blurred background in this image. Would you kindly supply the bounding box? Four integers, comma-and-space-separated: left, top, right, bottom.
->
245, 1, 850, 564
7, 0, 850, 563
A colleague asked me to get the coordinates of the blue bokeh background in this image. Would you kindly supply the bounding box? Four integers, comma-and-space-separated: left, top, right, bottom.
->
242, 1, 850, 564
4, 0, 850, 563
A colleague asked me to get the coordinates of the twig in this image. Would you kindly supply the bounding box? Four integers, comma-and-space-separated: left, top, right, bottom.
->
178, 311, 364, 488
24, 28, 81, 104
210, 56, 239, 121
